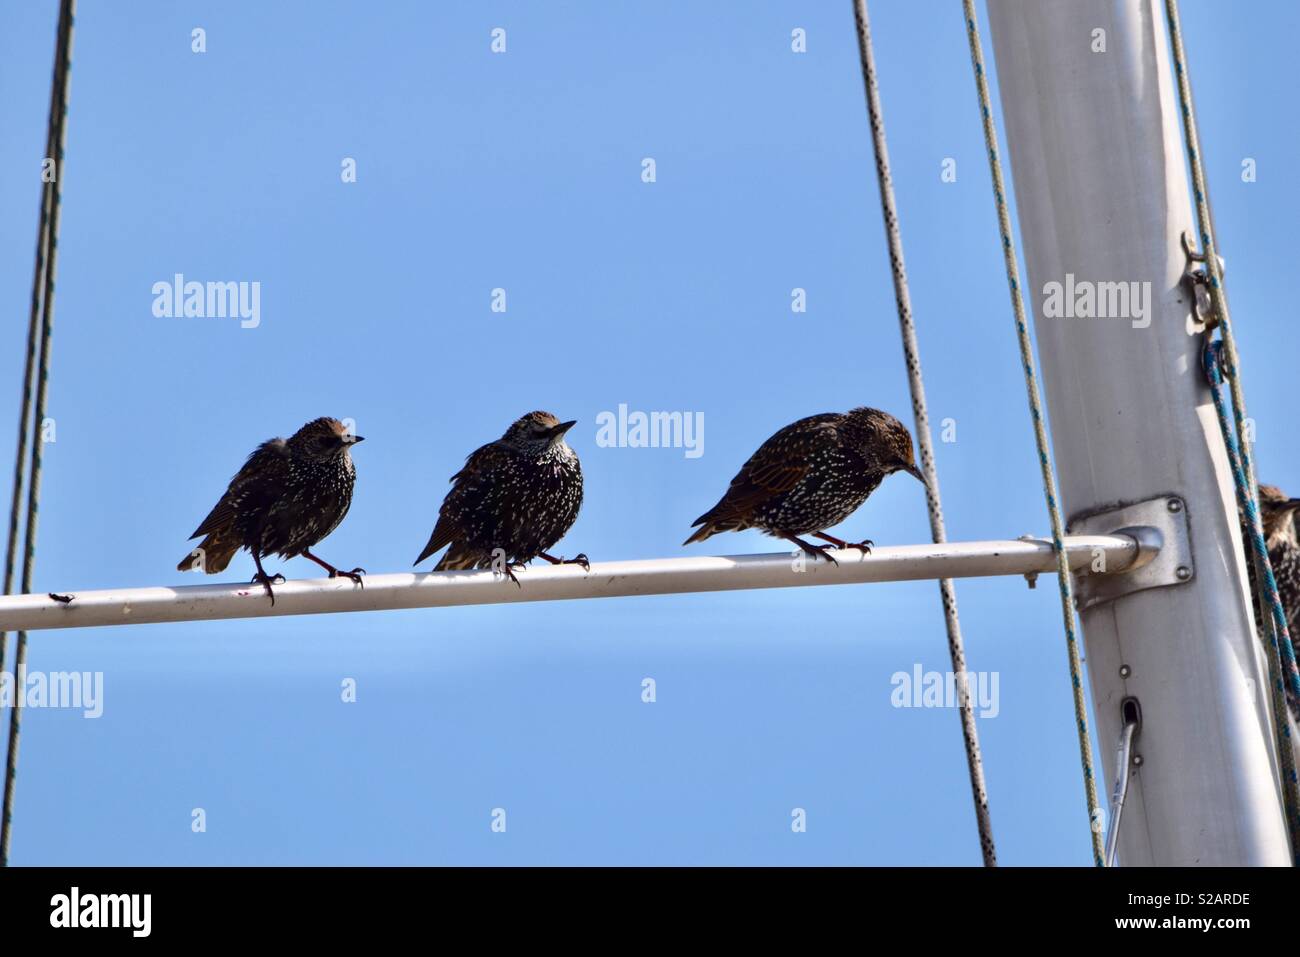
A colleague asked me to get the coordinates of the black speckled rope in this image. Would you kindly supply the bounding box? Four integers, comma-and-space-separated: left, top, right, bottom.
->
1, 0, 76, 868
852, 0, 996, 866
961, 0, 1103, 865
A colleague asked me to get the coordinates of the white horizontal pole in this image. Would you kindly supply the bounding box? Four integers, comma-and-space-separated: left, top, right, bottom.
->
0, 535, 1146, 632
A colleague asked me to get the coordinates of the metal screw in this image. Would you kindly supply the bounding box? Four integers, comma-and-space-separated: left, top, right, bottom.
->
1119, 664, 1131, 678
1168, 498, 1183, 513
1132, 754, 1144, 767
1176, 566, 1192, 581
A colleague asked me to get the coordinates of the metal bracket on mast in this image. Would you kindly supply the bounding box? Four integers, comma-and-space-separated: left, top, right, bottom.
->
1180, 230, 1226, 330
1068, 495, 1193, 611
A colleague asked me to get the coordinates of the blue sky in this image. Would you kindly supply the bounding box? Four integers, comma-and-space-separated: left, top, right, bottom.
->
0, 1, 1295, 865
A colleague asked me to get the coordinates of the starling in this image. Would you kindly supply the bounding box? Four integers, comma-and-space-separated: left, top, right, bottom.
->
1251, 486, 1300, 722
684, 407, 924, 563
1240, 485, 1300, 728
1258, 485, 1300, 635
177, 417, 365, 604
414, 411, 587, 586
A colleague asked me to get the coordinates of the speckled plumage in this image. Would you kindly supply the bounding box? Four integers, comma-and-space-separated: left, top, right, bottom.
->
415, 411, 585, 579
1247, 485, 1300, 723
1258, 486, 1300, 634
177, 417, 364, 595
684, 407, 924, 559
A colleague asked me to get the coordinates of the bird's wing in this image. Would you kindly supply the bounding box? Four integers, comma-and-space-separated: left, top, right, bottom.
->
692, 414, 843, 527
448, 440, 509, 485
417, 441, 511, 562
188, 438, 290, 539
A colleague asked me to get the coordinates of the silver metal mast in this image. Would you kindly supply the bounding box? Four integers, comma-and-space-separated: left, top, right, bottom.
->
985, 0, 1288, 864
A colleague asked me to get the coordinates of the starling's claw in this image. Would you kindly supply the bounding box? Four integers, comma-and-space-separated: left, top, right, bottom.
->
785, 534, 839, 566
333, 566, 365, 587
251, 571, 283, 606
812, 532, 871, 557
540, 550, 591, 572
808, 544, 841, 565
500, 564, 523, 588
302, 550, 365, 587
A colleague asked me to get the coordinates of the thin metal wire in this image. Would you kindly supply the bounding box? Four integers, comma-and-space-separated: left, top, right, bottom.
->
1, 0, 76, 868
961, 0, 1105, 865
1104, 712, 1138, 867
851, 0, 996, 867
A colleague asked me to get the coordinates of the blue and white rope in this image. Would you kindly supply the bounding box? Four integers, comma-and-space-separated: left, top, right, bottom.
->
1204, 340, 1300, 860
1164, 0, 1300, 860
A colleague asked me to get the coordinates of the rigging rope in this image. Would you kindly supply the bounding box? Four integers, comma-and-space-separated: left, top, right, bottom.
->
1163, 0, 1300, 860
1, 0, 76, 868
961, 0, 1105, 865
851, 0, 997, 867
1251, 551, 1300, 862
1204, 342, 1300, 860
1257, 595, 1300, 861
1, 41, 61, 670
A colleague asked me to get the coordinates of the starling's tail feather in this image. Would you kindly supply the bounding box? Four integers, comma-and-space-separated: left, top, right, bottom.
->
177, 531, 239, 574
683, 499, 746, 546
433, 545, 482, 572
414, 539, 438, 567
682, 521, 719, 547
415, 518, 457, 567
415, 533, 451, 568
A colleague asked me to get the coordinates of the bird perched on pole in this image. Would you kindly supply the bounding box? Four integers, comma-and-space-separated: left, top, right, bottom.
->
414, 411, 587, 586
177, 416, 365, 604
1258, 485, 1300, 637
684, 407, 924, 563
1246, 484, 1300, 724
